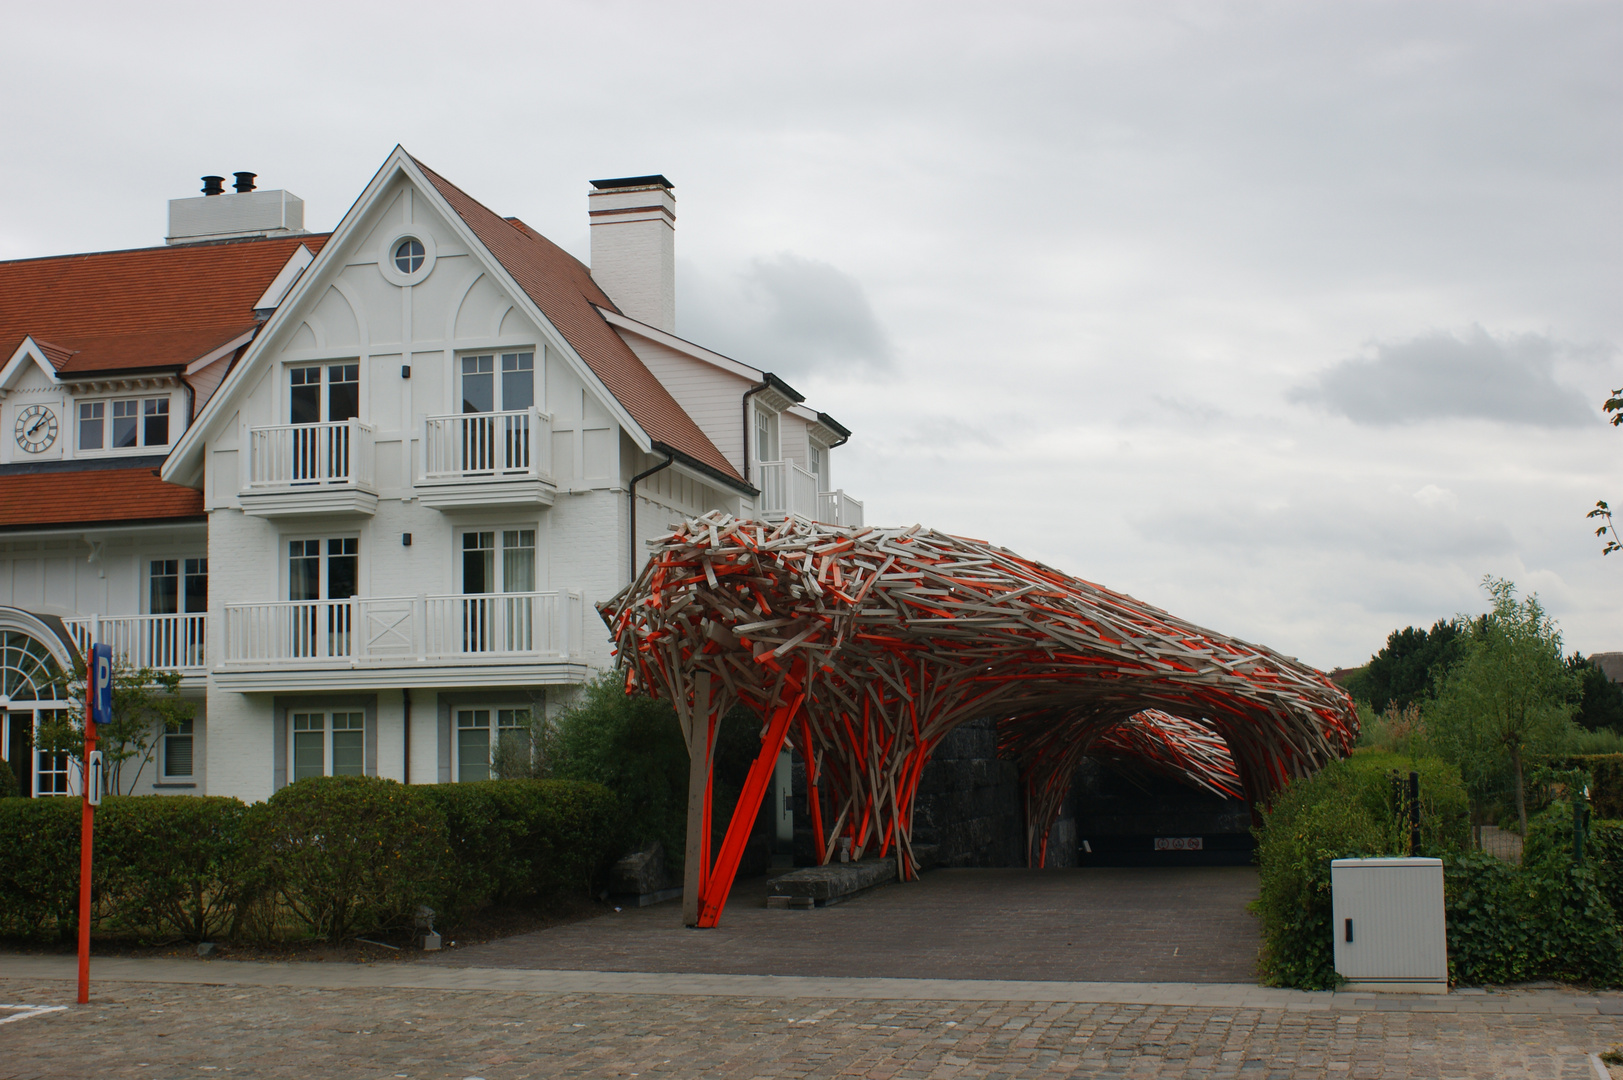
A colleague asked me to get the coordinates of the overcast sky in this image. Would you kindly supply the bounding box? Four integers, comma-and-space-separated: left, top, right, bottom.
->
4, 1, 1620, 669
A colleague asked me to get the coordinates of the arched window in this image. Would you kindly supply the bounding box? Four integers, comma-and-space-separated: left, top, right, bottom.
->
1, 630, 66, 701
0, 629, 73, 797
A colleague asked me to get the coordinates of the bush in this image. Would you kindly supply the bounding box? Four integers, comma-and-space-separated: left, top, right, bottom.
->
1444, 852, 1538, 985
1253, 753, 1471, 989
0, 776, 623, 945
418, 778, 619, 921
551, 673, 762, 867
0, 797, 83, 940
245, 776, 450, 942
95, 795, 248, 942
0, 756, 20, 799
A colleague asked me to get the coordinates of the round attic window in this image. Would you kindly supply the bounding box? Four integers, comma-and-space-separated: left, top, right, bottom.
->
378, 230, 437, 285
394, 238, 426, 274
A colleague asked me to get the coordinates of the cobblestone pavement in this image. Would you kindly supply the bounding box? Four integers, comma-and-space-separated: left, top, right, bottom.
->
1, 962, 1620, 1079
441, 868, 1263, 982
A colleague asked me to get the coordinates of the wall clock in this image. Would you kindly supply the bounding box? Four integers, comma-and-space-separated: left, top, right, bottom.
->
14, 404, 58, 454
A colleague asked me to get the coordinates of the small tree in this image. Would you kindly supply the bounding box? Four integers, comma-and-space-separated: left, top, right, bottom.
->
1426, 577, 1579, 834
36, 655, 195, 795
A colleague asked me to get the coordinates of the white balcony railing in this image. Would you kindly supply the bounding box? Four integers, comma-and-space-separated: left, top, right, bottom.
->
247, 419, 375, 489
63, 614, 208, 671
757, 460, 864, 528
423, 408, 552, 482
816, 489, 864, 528
222, 591, 584, 665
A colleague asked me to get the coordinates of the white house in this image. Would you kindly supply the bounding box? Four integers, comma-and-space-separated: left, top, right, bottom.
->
0, 149, 860, 802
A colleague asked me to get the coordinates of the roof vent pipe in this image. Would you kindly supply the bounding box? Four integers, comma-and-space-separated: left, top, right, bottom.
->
201, 176, 225, 196
233, 172, 257, 193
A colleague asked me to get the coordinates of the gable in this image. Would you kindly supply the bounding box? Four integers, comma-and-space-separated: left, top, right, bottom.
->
168, 149, 746, 496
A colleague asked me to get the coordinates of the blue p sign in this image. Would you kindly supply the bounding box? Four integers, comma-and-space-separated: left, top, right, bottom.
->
91, 643, 113, 728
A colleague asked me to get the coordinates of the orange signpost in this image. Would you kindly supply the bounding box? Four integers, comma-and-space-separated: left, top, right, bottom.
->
78, 642, 111, 1005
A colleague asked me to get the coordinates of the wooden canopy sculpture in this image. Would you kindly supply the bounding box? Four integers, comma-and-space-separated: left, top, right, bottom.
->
600, 513, 1357, 927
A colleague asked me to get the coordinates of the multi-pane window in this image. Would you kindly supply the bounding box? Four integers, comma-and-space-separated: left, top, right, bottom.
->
461, 530, 535, 594
460, 352, 534, 414
289, 539, 358, 601
163, 718, 194, 779
460, 530, 537, 652
78, 397, 170, 451
808, 445, 825, 490
291, 711, 364, 782
455, 708, 531, 783
36, 710, 69, 795
144, 398, 169, 445
78, 402, 103, 450
289, 539, 359, 658
394, 238, 426, 274
755, 408, 779, 463
150, 558, 208, 614
289, 364, 360, 424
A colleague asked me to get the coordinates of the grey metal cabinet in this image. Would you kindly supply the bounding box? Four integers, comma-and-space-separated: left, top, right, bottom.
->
1330, 857, 1447, 991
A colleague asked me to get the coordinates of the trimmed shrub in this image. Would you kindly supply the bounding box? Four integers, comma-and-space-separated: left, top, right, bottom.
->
419, 778, 619, 920
1253, 753, 1471, 988
95, 795, 248, 942
0, 755, 20, 799
0, 797, 83, 940
245, 776, 450, 942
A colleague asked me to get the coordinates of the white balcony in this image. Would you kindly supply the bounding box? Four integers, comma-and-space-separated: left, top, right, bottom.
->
222, 591, 585, 672
63, 614, 207, 674
757, 460, 864, 528
417, 408, 555, 510
242, 419, 378, 517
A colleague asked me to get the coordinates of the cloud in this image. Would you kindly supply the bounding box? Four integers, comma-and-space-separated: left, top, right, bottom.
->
1288, 327, 1598, 427
677, 253, 894, 379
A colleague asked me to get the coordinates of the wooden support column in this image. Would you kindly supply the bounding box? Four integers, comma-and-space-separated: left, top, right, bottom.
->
682, 674, 717, 928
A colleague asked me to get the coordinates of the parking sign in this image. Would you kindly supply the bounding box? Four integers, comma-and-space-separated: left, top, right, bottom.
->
90, 643, 112, 729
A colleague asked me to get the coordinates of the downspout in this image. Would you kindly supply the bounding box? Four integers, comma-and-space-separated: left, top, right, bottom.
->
629, 451, 676, 582
402, 687, 411, 784
740, 378, 771, 484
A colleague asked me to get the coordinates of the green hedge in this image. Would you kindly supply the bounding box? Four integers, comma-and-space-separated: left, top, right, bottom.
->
0, 777, 618, 944
1536, 755, 1623, 819
417, 778, 619, 922
1255, 754, 1622, 989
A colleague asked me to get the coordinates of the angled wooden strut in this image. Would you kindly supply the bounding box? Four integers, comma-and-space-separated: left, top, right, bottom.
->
601, 513, 1358, 927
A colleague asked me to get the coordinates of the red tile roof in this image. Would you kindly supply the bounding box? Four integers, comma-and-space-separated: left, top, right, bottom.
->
412, 159, 745, 487
0, 468, 205, 529
0, 234, 328, 375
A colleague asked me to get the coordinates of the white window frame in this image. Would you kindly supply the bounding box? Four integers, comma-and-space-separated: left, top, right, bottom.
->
161, 717, 195, 780
289, 710, 366, 782
74, 392, 174, 455
285, 361, 361, 425
283, 534, 362, 601
453, 705, 534, 783
456, 526, 537, 595
754, 406, 780, 466
147, 556, 208, 615
456, 350, 536, 415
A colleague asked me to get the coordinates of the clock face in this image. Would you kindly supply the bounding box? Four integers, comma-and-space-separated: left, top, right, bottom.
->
14, 404, 58, 454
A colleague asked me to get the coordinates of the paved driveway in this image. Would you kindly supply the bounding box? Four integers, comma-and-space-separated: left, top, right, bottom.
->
439, 866, 1262, 982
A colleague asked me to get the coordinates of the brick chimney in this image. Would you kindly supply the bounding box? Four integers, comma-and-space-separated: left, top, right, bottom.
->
588, 175, 675, 332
